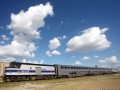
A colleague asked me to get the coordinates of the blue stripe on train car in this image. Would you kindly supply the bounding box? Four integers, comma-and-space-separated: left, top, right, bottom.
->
5, 70, 55, 73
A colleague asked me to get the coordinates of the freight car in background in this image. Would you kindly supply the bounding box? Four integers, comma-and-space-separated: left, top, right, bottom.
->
0, 61, 117, 82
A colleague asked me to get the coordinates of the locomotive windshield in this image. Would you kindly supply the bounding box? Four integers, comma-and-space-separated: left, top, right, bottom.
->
9, 62, 21, 68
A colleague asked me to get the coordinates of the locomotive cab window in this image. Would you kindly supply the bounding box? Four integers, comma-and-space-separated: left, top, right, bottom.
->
9, 63, 21, 68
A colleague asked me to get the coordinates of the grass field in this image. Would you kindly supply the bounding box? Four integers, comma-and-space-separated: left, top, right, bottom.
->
0, 74, 120, 90
0, 78, 2, 82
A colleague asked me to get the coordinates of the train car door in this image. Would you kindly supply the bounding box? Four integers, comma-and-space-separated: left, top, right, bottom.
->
35, 67, 41, 75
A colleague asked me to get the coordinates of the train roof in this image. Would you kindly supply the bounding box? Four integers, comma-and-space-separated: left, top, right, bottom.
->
55, 64, 112, 69
55, 64, 90, 67
9, 62, 112, 69
10, 62, 54, 66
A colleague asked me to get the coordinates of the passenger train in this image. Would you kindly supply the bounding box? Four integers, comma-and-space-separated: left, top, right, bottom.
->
0, 62, 114, 82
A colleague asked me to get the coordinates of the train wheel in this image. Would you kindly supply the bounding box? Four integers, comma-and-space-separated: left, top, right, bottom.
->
17, 76, 21, 82
21, 76, 26, 81
43, 76, 48, 80
10, 76, 16, 82
3, 76, 7, 82
47, 76, 51, 80
29, 76, 32, 80
35, 76, 38, 80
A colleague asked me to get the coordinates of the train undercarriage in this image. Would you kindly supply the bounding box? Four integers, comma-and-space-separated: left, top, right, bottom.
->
3, 75, 56, 82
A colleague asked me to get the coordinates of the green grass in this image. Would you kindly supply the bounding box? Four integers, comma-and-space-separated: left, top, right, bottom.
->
0, 82, 21, 88
0, 78, 2, 82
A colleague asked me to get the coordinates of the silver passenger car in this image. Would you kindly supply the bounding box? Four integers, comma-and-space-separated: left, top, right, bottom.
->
55, 64, 90, 78
55, 64, 112, 78
89, 67, 112, 75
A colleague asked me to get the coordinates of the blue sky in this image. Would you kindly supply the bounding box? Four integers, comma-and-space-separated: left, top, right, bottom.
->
0, 0, 120, 68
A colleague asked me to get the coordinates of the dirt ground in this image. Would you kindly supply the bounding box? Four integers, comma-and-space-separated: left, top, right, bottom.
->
0, 74, 120, 90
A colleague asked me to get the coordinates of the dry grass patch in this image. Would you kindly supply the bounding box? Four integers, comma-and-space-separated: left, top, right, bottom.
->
0, 78, 3, 82
0, 74, 120, 90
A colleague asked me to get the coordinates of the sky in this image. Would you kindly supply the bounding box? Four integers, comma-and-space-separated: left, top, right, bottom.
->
0, 0, 120, 68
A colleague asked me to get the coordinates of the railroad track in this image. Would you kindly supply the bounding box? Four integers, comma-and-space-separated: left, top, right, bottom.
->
0, 76, 58, 84
0, 73, 118, 84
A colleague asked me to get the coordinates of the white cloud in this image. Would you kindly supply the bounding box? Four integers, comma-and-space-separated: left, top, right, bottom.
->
1, 35, 9, 40
46, 25, 50, 30
8, 2, 53, 43
58, 35, 67, 40
66, 27, 111, 53
63, 35, 67, 39
101, 28, 108, 33
81, 20, 85, 22
0, 41, 37, 59
99, 56, 120, 64
65, 18, 69, 20
33, 61, 38, 64
21, 58, 26, 63
0, 41, 4, 44
82, 56, 90, 60
56, 19, 68, 30
51, 50, 61, 55
7, 2, 53, 35
57, 37, 62, 39
0, 26, 4, 29
94, 55, 99, 58
61, 21, 64, 24
71, 56, 76, 58
100, 65, 107, 68
49, 38, 61, 50
112, 50, 115, 52
56, 18, 70, 30
40, 60, 44, 64
56, 25, 61, 30
0, 2, 54, 62
46, 51, 52, 57
74, 61, 81, 65
28, 60, 43, 64
0, 57, 16, 62
27, 60, 32, 63
46, 50, 61, 57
